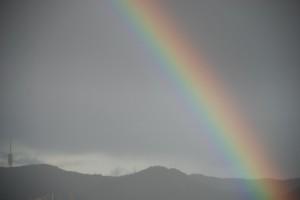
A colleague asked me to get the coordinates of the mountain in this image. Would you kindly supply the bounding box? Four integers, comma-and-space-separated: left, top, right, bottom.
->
0, 164, 299, 200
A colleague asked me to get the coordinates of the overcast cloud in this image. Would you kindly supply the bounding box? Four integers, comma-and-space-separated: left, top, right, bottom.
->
0, 0, 300, 178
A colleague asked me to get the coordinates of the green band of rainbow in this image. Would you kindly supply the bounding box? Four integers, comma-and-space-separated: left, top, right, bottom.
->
114, 0, 289, 199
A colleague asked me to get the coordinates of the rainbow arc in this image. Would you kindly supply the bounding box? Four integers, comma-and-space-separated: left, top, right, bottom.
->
115, 1, 290, 199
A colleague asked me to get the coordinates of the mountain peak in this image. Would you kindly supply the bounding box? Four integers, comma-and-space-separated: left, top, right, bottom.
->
136, 166, 186, 177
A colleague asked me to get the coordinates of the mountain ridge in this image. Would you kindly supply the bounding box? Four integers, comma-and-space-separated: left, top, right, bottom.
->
0, 164, 299, 200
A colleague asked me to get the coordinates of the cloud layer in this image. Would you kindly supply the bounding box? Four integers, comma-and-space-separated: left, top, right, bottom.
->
1, 0, 300, 178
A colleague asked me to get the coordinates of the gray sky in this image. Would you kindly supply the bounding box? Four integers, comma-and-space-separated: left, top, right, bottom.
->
0, 0, 300, 178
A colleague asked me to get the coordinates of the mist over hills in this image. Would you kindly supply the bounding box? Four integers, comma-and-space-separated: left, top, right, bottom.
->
1, 165, 300, 200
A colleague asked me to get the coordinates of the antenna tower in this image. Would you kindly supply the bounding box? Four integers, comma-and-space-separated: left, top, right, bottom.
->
8, 139, 13, 167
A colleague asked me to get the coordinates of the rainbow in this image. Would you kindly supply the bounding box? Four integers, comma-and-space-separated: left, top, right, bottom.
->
114, 0, 289, 199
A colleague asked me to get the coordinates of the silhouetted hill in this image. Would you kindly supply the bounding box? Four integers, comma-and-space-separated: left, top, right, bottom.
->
0, 165, 299, 200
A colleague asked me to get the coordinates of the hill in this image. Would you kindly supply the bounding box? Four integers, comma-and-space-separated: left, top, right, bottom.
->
0, 164, 299, 200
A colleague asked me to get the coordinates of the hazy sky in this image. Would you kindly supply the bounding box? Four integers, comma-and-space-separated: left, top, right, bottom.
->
1, 0, 300, 178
